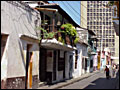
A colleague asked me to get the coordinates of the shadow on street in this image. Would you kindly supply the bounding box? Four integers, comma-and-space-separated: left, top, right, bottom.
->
83, 77, 117, 89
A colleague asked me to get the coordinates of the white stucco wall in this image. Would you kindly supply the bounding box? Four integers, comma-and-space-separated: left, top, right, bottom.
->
76, 43, 88, 76
65, 52, 70, 79
71, 43, 88, 78
1, 1, 40, 79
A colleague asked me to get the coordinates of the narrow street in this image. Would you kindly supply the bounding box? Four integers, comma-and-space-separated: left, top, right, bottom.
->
60, 71, 118, 89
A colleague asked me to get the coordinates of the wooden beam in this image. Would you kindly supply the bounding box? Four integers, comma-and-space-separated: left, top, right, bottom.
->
35, 7, 58, 12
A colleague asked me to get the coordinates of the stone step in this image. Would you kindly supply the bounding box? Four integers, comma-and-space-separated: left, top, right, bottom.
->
38, 82, 47, 87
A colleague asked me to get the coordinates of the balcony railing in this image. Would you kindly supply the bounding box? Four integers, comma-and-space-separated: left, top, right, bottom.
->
41, 24, 75, 46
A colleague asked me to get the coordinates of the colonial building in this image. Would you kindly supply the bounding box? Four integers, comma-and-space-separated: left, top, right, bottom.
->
26, 1, 80, 85
1, 1, 40, 89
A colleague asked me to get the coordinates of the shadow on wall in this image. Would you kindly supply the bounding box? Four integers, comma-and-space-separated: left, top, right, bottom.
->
83, 77, 117, 89
18, 40, 26, 70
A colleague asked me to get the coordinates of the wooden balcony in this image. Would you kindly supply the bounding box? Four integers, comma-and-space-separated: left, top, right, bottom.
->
41, 24, 75, 46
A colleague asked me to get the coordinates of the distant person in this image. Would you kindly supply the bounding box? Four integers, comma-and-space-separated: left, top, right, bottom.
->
104, 66, 110, 79
112, 65, 116, 77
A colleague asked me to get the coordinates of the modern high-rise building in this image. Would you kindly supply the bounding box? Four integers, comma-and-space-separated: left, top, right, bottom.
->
87, 1, 116, 56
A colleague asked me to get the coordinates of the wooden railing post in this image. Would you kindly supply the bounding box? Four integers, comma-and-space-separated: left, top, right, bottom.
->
52, 11, 55, 33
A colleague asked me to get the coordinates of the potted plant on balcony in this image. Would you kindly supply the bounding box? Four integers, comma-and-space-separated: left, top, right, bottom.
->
60, 23, 79, 45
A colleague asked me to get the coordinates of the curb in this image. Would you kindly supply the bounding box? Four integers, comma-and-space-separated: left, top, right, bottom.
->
37, 71, 100, 89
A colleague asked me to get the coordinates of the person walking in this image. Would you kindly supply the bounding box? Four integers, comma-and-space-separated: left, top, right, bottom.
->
104, 66, 110, 79
112, 65, 116, 77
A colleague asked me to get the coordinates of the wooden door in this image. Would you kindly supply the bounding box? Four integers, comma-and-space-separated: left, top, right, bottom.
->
40, 48, 47, 82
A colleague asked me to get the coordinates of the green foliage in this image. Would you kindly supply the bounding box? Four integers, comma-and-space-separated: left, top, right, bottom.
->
36, 27, 55, 39
106, 1, 114, 7
61, 23, 72, 35
60, 23, 78, 37
60, 23, 79, 44
48, 32, 55, 39
58, 36, 65, 44
58, 36, 62, 42
74, 37, 79, 44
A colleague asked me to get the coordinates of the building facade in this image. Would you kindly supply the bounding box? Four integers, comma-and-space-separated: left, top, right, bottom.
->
87, 1, 116, 57
1, 1, 40, 89
111, 1, 119, 64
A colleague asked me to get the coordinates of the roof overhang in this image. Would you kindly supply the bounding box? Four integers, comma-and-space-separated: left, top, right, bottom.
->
41, 38, 77, 51
90, 36, 98, 41
88, 30, 96, 36
35, 3, 80, 27
19, 34, 39, 43
1, 32, 9, 36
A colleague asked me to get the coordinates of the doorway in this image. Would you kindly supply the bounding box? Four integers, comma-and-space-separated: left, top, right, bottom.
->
25, 44, 33, 89
39, 48, 47, 82
85, 58, 87, 72
69, 55, 73, 78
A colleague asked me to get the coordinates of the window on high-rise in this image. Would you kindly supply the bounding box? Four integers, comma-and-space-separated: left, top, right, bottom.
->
97, 9, 99, 12
106, 8, 108, 12
109, 30, 111, 33
112, 30, 114, 33
100, 26, 102, 29
106, 13, 108, 16
109, 13, 111, 16
109, 8, 111, 12
106, 43, 108, 47
100, 22, 102, 25
103, 8, 105, 12
109, 39, 111, 42
106, 17, 108, 21
112, 39, 114, 42
106, 22, 108, 25
106, 30, 108, 33
87, 22, 89, 25
87, 17, 89, 20
90, 22, 92, 25
106, 39, 108, 42
97, 22, 99, 25
87, 9, 89, 12
109, 22, 111, 25
103, 13, 105, 16
87, 13, 89, 16
103, 22, 105, 25
89, 9, 92, 12
87, 4, 89, 8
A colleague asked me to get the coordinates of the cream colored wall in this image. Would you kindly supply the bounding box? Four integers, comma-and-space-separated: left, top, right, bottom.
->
80, 1, 87, 28
114, 33, 119, 64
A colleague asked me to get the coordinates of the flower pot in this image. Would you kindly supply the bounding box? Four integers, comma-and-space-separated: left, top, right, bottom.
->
65, 35, 71, 45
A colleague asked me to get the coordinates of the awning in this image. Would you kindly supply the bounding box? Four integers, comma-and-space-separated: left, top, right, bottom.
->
91, 52, 96, 55
111, 56, 119, 60
41, 38, 77, 51
82, 56, 89, 59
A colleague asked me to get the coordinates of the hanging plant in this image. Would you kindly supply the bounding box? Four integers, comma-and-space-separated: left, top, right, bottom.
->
60, 23, 79, 44
36, 27, 56, 39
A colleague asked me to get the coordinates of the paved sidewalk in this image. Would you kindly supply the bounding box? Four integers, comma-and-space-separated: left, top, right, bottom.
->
37, 70, 100, 89
115, 70, 119, 89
